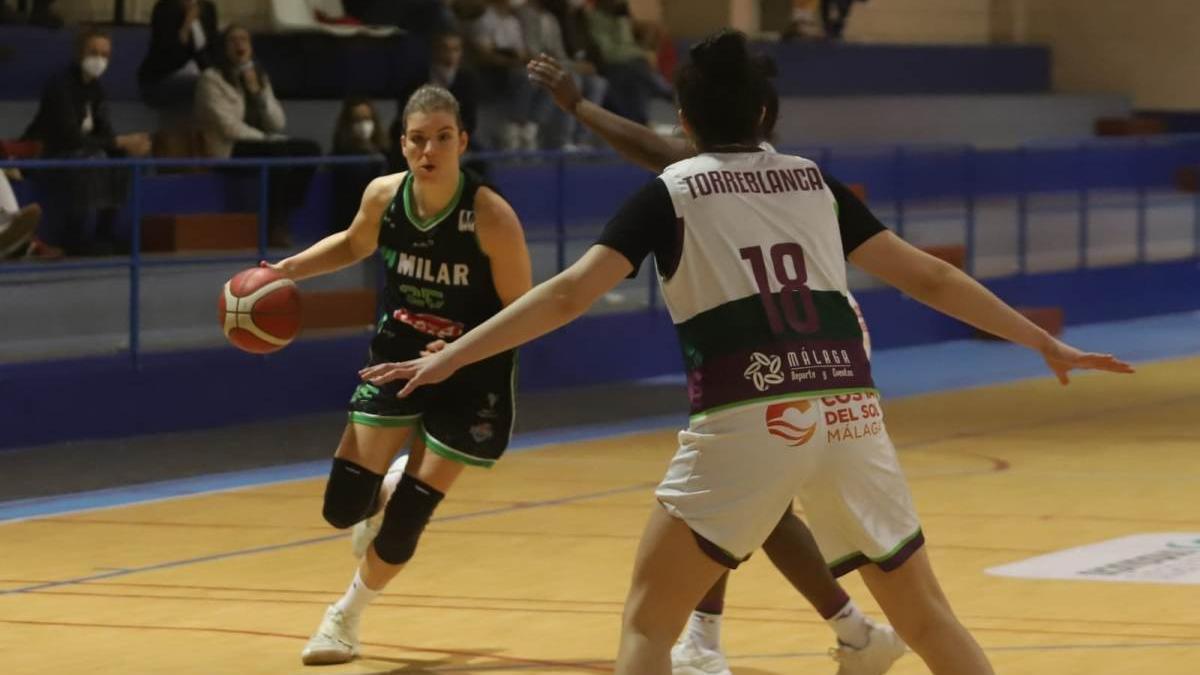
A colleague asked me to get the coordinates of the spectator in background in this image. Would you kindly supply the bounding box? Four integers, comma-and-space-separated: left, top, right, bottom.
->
390, 29, 480, 163
471, 0, 538, 151
587, 0, 668, 124
342, 0, 454, 35
519, 0, 606, 150
781, 0, 824, 40
821, 0, 867, 40
195, 25, 321, 248
138, 0, 219, 114
330, 98, 387, 231
0, 0, 62, 27
0, 172, 52, 259
22, 28, 152, 255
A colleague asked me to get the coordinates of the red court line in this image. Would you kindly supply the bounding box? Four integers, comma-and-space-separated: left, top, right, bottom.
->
0, 618, 612, 672
16, 592, 1200, 642
17, 586, 1200, 636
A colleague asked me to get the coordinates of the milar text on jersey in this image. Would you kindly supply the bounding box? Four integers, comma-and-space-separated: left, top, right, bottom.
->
397, 252, 470, 286
682, 167, 825, 199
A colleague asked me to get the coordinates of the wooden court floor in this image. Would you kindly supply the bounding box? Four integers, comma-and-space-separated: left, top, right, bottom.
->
2, 357, 1198, 674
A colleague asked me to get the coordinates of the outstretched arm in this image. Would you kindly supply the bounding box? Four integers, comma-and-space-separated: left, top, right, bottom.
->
528, 54, 691, 173
266, 175, 393, 280
849, 232, 1134, 383
360, 245, 633, 397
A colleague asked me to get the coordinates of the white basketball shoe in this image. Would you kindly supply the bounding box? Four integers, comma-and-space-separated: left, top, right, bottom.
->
300, 605, 360, 665
831, 620, 907, 675
670, 633, 733, 675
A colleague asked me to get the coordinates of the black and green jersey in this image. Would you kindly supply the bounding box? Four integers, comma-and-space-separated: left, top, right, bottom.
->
372, 170, 504, 362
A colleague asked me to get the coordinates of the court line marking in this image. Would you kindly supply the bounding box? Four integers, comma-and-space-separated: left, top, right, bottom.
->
0, 618, 611, 672
730, 641, 1200, 663
0, 414, 681, 524
0, 481, 655, 596
11, 578, 1200, 631
17, 588, 1200, 641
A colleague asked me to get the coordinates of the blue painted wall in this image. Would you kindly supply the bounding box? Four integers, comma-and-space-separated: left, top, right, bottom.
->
3, 259, 1197, 450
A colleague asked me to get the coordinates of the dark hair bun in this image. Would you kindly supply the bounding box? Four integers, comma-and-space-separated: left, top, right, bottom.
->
752, 53, 778, 79
689, 29, 751, 78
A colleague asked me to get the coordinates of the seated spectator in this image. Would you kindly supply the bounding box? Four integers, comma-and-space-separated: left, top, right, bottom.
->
820, 0, 868, 40
390, 29, 480, 164
330, 98, 387, 231
342, 0, 454, 35
138, 0, 219, 115
195, 25, 321, 248
0, 0, 61, 27
586, 0, 668, 124
781, 0, 824, 40
22, 28, 152, 255
0, 172, 53, 259
470, 0, 538, 151
523, 0, 606, 149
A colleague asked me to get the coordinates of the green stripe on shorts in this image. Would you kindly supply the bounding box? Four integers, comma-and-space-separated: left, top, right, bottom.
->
348, 411, 421, 428
424, 431, 495, 468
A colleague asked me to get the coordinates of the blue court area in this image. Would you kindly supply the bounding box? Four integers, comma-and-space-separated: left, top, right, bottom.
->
3, 310, 1195, 524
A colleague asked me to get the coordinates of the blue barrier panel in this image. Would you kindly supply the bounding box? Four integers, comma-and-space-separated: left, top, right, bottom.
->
4, 136, 1200, 446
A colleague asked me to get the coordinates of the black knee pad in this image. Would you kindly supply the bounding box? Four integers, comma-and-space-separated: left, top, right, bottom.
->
372, 473, 444, 565
322, 458, 384, 529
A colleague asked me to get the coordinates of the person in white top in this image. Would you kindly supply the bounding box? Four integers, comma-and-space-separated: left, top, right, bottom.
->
528, 51, 899, 675
471, 0, 539, 151
366, 30, 1133, 675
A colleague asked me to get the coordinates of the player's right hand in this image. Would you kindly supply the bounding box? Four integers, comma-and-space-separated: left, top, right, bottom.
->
528, 54, 583, 114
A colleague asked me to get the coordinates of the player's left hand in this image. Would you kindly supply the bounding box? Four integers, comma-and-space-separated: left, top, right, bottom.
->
359, 351, 457, 398
1039, 338, 1134, 385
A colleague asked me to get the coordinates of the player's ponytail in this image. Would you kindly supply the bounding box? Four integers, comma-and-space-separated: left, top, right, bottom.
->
675, 29, 767, 149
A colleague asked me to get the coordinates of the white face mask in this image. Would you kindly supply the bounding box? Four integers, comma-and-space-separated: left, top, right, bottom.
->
81, 56, 108, 80
353, 120, 375, 141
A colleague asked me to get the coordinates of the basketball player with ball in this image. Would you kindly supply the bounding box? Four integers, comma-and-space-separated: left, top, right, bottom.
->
253, 85, 533, 665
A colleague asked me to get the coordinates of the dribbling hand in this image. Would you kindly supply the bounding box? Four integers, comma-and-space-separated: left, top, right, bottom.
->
1038, 337, 1134, 385
359, 351, 459, 399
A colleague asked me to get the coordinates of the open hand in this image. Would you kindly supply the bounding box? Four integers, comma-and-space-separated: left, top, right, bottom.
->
528, 54, 583, 113
1039, 338, 1134, 385
359, 351, 459, 399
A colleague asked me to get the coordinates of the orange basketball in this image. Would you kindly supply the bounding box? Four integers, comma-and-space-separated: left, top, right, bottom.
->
219, 267, 302, 354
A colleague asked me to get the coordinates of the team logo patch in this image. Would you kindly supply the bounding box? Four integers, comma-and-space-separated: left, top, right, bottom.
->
469, 423, 494, 443
744, 352, 785, 392
458, 210, 476, 232
765, 400, 817, 447
393, 308, 465, 339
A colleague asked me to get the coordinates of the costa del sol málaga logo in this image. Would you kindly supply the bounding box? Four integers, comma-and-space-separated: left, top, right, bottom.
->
744, 352, 785, 392
765, 400, 817, 447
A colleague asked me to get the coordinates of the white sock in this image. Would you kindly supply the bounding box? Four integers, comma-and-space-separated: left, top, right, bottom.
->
686, 610, 722, 651
826, 599, 871, 649
333, 570, 380, 620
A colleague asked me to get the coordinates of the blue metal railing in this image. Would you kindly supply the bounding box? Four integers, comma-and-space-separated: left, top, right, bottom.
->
3, 137, 1200, 367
